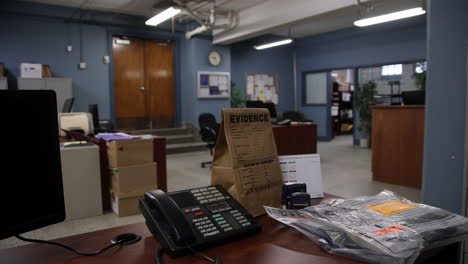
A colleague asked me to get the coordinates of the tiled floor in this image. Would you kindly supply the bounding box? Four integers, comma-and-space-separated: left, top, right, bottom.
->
0, 135, 420, 249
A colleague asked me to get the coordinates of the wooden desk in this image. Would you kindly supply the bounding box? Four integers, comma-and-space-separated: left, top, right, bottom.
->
0, 195, 363, 264
272, 124, 317, 155
371, 105, 424, 188
0, 193, 460, 264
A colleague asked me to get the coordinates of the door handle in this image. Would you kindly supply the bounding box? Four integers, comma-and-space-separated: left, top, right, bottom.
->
140, 87, 145, 92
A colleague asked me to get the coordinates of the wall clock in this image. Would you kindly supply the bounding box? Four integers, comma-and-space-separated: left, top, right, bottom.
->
208, 51, 221, 66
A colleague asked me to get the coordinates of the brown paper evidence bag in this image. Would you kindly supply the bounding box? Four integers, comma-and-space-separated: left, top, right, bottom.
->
211, 108, 283, 217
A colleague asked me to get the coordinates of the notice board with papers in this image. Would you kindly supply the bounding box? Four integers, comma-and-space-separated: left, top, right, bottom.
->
246, 73, 279, 104
198, 71, 230, 98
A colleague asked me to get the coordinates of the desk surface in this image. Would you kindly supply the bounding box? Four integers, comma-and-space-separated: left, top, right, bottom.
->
0, 195, 364, 264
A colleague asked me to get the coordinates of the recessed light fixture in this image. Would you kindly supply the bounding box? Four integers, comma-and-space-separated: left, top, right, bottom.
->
354, 7, 426, 27
254, 39, 293, 50
145, 7, 181, 27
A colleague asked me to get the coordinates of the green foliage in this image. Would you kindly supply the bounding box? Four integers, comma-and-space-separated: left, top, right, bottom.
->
230, 81, 245, 108
356, 80, 377, 138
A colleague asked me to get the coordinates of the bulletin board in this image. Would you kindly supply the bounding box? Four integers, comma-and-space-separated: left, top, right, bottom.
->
198, 71, 230, 98
246, 73, 279, 104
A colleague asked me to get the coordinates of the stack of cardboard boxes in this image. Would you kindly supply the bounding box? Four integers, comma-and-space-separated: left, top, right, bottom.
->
107, 138, 157, 216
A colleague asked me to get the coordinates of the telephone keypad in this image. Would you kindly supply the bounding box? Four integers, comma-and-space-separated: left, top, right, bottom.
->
182, 185, 257, 238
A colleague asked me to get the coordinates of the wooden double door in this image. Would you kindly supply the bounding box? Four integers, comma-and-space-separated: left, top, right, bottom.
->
113, 37, 175, 130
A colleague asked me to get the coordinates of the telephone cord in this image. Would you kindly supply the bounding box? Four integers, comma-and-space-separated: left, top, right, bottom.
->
15, 234, 124, 256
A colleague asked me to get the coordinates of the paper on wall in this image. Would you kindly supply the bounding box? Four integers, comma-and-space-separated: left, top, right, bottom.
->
247, 75, 254, 85
219, 83, 228, 91
267, 76, 274, 86
209, 75, 218, 86
199, 88, 210, 97
279, 154, 324, 198
266, 87, 274, 101
255, 75, 261, 85
218, 76, 228, 85
272, 94, 278, 104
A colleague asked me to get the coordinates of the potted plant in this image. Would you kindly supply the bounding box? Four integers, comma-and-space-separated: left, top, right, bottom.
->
230, 81, 246, 108
414, 61, 427, 90
356, 80, 377, 148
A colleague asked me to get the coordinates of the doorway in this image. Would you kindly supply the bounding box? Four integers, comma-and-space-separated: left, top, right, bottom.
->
331, 69, 355, 139
112, 37, 175, 130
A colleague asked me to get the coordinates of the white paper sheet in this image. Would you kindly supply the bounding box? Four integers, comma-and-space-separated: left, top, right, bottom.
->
279, 154, 324, 198
209, 75, 218, 86
218, 76, 228, 85
247, 75, 254, 85
199, 88, 210, 97
331, 106, 339, 116
219, 83, 228, 91
255, 75, 261, 85
266, 87, 274, 101
272, 94, 278, 104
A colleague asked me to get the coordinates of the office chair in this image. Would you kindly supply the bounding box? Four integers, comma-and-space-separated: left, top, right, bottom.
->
198, 113, 219, 168
62, 97, 74, 113
263, 102, 277, 119
88, 104, 113, 134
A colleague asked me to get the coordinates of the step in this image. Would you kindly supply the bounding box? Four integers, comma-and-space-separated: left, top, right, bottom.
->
165, 134, 198, 144
167, 142, 209, 155
130, 127, 191, 136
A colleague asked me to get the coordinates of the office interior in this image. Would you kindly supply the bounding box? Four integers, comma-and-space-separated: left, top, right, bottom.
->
1, 0, 468, 262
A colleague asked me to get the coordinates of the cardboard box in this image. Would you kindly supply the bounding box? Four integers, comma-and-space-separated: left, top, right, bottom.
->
110, 185, 155, 217
111, 193, 143, 217
107, 139, 153, 167
42, 65, 52, 78
20, 63, 42, 78
111, 162, 157, 195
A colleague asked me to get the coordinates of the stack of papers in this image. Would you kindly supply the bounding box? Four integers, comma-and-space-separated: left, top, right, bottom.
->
95, 132, 153, 141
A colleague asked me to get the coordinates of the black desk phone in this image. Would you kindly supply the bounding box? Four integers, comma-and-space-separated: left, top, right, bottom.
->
139, 185, 261, 258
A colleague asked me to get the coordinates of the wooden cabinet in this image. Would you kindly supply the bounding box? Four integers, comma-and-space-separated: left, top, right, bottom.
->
371, 105, 424, 188
272, 124, 317, 155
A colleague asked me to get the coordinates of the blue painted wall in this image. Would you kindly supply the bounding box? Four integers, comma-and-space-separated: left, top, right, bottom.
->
0, 14, 112, 119
422, 0, 468, 214
0, 1, 229, 128
181, 37, 231, 126
230, 38, 295, 113
295, 16, 427, 139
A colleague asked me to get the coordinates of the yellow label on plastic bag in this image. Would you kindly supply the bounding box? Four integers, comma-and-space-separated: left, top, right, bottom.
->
367, 200, 417, 215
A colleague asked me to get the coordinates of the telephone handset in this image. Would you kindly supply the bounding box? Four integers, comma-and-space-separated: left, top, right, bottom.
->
142, 190, 196, 246
139, 185, 261, 258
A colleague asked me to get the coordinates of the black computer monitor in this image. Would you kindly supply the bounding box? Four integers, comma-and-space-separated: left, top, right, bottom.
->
0, 90, 65, 240
246, 100, 277, 119
402, 90, 425, 105
263, 102, 277, 119
246, 100, 265, 108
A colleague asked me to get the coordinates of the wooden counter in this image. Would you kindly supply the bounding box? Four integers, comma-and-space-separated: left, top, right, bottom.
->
371, 105, 424, 188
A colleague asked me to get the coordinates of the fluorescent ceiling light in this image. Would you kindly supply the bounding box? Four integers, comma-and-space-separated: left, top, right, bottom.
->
354, 7, 426, 27
254, 39, 293, 50
145, 7, 181, 27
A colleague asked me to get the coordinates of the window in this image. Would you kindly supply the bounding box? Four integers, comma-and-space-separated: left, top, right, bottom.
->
381, 64, 402, 76
304, 72, 328, 104
415, 62, 427, 73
